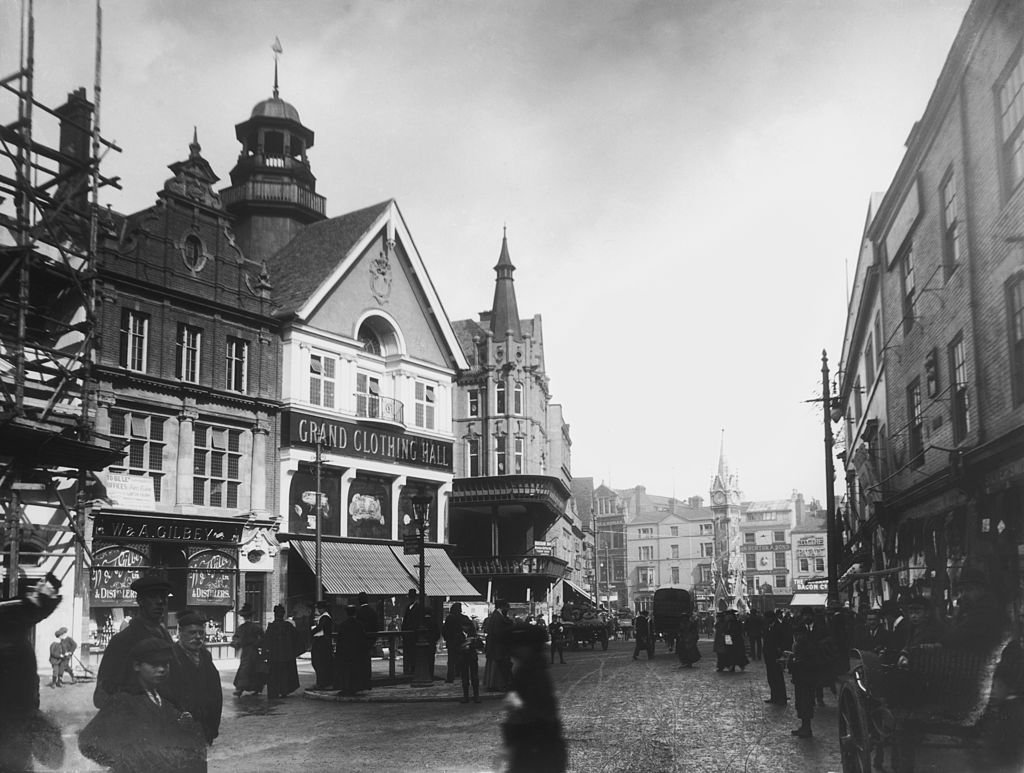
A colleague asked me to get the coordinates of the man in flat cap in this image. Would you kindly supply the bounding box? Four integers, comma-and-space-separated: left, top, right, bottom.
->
166, 610, 222, 745
94, 574, 174, 708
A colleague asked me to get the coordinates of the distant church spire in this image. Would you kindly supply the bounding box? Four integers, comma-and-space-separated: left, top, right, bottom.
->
490, 226, 522, 339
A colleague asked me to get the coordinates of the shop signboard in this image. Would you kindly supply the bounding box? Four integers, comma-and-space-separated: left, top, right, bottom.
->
187, 550, 235, 606
91, 546, 146, 607
93, 513, 244, 545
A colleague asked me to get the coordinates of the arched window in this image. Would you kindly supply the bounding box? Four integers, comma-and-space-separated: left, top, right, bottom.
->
356, 317, 400, 357
359, 329, 382, 355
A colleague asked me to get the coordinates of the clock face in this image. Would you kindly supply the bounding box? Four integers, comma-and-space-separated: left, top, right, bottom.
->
712, 491, 725, 505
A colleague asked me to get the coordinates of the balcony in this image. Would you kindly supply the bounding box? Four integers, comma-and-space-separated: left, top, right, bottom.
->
455, 554, 568, 580
221, 179, 326, 217
354, 395, 404, 427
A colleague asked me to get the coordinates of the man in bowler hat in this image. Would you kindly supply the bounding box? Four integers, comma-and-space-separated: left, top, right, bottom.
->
94, 574, 174, 708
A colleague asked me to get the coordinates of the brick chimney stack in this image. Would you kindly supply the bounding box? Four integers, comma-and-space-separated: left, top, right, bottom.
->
54, 87, 94, 218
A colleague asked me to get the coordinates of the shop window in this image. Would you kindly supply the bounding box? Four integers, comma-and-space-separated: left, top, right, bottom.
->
309, 352, 336, 408
225, 337, 248, 393
119, 309, 149, 373
415, 381, 435, 429
193, 423, 242, 509
176, 324, 202, 383
108, 409, 165, 501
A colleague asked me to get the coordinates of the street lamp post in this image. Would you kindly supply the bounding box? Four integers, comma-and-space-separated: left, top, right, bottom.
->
314, 441, 323, 603
405, 493, 433, 686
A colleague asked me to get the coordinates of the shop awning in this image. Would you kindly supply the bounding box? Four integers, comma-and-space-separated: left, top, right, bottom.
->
391, 546, 481, 600
290, 540, 415, 596
289, 540, 480, 599
561, 578, 593, 604
788, 592, 829, 608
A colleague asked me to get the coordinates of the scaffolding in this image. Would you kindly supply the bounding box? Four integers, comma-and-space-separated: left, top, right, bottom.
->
0, 0, 122, 620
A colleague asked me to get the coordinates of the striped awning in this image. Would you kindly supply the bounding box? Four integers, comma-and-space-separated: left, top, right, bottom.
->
290, 540, 414, 596
391, 546, 481, 600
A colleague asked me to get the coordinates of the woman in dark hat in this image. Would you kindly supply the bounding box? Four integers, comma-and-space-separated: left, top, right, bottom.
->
230, 603, 265, 697
674, 612, 701, 669
263, 604, 301, 698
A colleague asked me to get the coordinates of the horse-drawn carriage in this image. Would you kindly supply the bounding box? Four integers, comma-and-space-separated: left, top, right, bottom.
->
559, 601, 611, 650
838, 637, 1024, 772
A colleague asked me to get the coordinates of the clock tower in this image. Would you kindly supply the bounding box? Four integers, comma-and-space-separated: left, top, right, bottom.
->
709, 431, 743, 609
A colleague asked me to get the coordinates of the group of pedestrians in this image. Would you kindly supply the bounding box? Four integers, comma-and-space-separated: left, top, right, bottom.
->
310, 592, 380, 695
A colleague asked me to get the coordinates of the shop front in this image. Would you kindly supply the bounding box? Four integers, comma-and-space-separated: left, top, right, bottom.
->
89, 510, 245, 655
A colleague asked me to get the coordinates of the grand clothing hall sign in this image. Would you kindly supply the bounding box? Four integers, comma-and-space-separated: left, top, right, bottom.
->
282, 410, 453, 472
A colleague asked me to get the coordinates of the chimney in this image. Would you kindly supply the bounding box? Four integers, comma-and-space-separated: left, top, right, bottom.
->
794, 490, 805, 526
54, 88, 94, 217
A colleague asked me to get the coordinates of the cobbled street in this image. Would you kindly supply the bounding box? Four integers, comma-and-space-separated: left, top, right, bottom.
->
37, 638, 991, 773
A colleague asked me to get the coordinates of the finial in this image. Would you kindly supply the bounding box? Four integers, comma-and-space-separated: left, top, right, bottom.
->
189, 126, 201, 158
272, 37, 283, 99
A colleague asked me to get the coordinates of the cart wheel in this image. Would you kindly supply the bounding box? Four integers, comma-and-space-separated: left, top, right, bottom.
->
838, 681, 872, 773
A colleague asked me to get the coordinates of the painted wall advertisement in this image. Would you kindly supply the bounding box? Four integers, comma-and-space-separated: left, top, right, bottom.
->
288, 469, 341, 536
348, 475, 392, 539
187, 550, 235, 606
91, 546, 146, 607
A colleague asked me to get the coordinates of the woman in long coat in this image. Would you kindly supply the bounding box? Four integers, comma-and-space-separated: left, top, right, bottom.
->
675, 612, 701, 668
230, 603, 265, 696
335, 605, 370, 695
483, 600, 514, 691
263, 605, 300, 698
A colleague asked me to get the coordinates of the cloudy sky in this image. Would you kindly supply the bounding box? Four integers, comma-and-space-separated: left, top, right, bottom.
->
2, 0, 970, 505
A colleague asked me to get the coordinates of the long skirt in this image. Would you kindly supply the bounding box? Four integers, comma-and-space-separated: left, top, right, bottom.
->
483, 655, 510, 691
233, 645, 266, 693
266, 658, 300, 697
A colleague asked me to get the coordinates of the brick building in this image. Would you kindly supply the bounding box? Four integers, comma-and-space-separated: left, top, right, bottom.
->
836, 0, 1024, 623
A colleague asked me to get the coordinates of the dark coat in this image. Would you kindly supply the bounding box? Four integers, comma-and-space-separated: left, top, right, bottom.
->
633, 614, 652, 643
723, 617, 749, 668
231, 621, 265, 693
94, 616, 174, 708
503, 652, 567, 773
79, 687, 206, 773
675, 618, 701, 665
167, 643, 223, 745
263, 620, 301, 698
335, 616, 370, 694
763, 617, 793, 660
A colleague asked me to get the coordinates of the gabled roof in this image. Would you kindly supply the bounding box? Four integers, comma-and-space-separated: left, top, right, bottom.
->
265, 199, 469, 370
267, 200, 391, 315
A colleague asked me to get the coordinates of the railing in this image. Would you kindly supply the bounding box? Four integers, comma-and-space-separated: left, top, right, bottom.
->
221, 180, 326, 216
455, 554, 569, 579
354, 395, 404, 425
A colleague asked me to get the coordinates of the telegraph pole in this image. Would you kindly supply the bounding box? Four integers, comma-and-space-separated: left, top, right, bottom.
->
822, 350, 839, 606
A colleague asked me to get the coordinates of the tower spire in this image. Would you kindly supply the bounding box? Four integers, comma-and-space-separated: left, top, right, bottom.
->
718, 428, 728, 480
272, 37, 283, 99
490, 227, 522, 339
